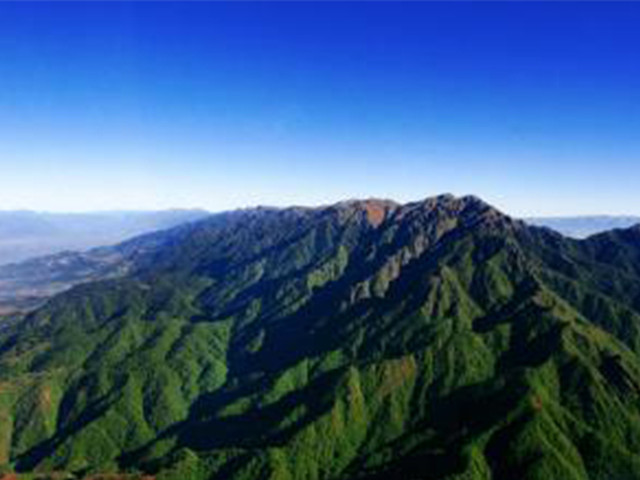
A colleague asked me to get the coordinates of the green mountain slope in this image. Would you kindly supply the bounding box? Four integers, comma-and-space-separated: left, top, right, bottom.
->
1, 195, 640, 480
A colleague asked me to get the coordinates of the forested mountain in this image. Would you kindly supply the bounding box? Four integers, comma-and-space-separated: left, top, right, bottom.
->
1, 195, 640, 480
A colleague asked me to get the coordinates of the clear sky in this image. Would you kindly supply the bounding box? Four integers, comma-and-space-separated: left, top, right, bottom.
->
0, 2, 638, 217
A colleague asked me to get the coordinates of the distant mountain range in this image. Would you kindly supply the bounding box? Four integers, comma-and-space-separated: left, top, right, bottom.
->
1, 195, 640, 479
0, 209, 209, 266
526, 215, 640, 238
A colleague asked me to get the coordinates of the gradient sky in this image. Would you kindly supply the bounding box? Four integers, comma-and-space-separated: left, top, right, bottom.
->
0, 2, 639, 216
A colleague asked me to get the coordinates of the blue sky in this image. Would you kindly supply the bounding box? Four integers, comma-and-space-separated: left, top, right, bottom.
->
0, 2, 638, 216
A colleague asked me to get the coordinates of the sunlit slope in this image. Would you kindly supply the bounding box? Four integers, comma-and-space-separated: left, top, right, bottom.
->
1, 195, 640, 480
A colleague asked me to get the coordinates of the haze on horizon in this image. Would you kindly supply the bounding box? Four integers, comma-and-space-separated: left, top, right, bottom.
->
0, 2, 638, 217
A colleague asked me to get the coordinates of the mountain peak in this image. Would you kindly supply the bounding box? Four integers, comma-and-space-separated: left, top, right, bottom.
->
327, 194, 505, 229
385, 194, 516, 233
405, 193, 494, 213
331, 198, 399, 227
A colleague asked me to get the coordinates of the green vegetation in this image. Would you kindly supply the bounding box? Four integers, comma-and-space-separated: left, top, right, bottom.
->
0, 195, 640, 479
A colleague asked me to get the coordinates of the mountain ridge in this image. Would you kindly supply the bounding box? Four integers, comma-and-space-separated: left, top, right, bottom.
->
0, 194, 640, 479
0, 194, 514, 314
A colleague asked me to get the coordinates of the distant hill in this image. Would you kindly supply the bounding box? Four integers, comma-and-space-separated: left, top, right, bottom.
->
1, 195, 640, 479
526, 215, 640, 238
0, 209, 209, 265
